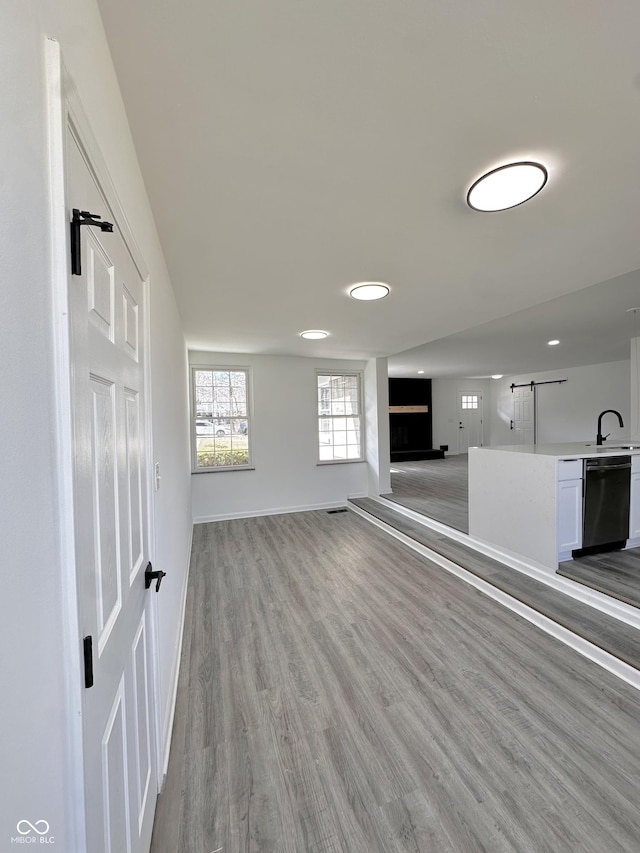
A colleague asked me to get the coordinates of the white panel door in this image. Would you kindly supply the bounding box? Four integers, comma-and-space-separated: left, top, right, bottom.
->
457, 391, 483, 453
67, 125, 157, 853
512, 386, 535, 445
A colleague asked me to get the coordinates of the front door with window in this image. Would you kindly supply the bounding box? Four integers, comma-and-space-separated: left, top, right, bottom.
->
68, 122, 157, 853
457, 391, 483, 453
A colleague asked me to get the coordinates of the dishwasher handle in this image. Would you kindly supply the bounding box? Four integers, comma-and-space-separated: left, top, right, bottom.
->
585, 456, 631, 472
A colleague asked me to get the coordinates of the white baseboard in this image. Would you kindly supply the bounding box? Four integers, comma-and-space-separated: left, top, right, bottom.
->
160, 524, 193, 780
193, 494, 368, 524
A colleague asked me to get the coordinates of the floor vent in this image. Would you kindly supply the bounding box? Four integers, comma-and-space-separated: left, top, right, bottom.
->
327, 507, 349, 514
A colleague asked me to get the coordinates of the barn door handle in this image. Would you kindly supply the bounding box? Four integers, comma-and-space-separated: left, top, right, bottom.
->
70, 208, 114, 276
83, 635, 94, 688
510, 420, 514, 430
145, 562, 166, 592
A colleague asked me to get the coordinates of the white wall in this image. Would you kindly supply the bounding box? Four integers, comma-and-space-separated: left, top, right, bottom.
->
490, 360, 630, 446
1, 2, 192, 848
191, 352, 371, 521
631, 337, 640, 439
432, 377, 491, 451
147, 281, 192, 769
0, 4, 69, 844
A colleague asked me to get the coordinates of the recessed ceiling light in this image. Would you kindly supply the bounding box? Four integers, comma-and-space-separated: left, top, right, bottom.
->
491, 374, 503, 379
547, 339, 560, 346
349, 282, 390, 301
300, 330, 328, 340
417, 370, 425, 374
467, 162, 548, 212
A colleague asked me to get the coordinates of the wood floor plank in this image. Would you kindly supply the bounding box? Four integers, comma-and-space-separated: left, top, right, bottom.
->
261, 687, 343, 853
177, 743, 230, 853
351, 497, 640, 669
151, 509, 640, 853
559, 547, 640, 608
386, 455, 469, 532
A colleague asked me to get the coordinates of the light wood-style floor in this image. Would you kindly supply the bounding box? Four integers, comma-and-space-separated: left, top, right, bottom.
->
386, 455, 640, 608
559, 547, 640, 609
351, 497, 640, 668
151, 509, 640, 853
386, 455, 469, 533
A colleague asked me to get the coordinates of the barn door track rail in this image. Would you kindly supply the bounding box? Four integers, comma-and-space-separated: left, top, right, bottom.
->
510, 379, 567, 392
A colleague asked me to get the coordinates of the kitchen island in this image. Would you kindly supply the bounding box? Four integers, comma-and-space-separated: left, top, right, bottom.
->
468, 442, 640, 573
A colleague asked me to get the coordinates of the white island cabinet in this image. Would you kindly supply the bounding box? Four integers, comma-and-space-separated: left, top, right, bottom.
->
469, 443, 640, 573
557, 459, 583, 560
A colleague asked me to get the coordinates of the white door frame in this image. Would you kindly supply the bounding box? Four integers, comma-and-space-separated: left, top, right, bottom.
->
45, 39, 160, 850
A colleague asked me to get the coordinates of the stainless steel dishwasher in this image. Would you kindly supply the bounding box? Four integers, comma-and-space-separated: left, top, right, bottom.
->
581, 455, 631, 552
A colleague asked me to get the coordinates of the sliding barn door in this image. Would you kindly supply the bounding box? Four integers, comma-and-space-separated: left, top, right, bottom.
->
512, 385, 535, 445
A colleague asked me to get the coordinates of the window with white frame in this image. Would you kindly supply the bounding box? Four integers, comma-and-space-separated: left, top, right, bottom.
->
317, 372, 363, 462
460, 394, 479, 410
192, 367, 252, 471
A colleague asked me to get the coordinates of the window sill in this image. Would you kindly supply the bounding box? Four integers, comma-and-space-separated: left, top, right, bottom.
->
192, 466, 255, 474
317, 458, 366, 466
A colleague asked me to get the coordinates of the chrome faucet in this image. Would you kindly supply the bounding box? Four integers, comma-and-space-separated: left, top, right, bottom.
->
596, 409, 624, 445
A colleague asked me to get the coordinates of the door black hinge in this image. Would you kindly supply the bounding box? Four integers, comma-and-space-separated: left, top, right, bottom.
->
83, 635, 94, 689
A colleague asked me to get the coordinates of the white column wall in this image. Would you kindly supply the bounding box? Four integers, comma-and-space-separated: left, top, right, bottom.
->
365, 358, 391, 495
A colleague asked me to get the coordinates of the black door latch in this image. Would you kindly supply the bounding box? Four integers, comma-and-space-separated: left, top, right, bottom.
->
144, 562, 166, 592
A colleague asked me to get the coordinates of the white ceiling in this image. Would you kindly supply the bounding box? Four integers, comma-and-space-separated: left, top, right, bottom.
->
98, 0, 640, 370
389, 268, 640, 377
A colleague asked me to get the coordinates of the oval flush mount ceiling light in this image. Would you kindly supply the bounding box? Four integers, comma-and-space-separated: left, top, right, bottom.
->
349, 282, 390, 301
300, 330, 329, 340
417, 370, 425, 374
467, 162, 548, 212
491, 374, 504, 379
547, 339, 560, 346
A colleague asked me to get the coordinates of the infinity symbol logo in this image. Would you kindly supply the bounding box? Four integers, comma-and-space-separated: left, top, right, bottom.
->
17, 820, 50, 836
